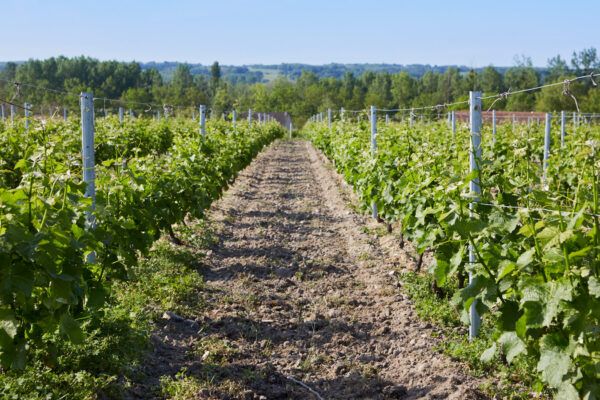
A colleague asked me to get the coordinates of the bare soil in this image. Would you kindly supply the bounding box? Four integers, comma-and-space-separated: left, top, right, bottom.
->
131, 140, 490, 400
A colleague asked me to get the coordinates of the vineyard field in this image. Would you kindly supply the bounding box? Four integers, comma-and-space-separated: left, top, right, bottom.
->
305, 118, 600, 398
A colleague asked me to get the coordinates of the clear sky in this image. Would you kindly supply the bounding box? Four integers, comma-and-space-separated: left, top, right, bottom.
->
2, 0, 597, 67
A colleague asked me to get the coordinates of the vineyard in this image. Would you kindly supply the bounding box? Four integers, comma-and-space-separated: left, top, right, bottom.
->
0, 111, 283, 375
305, 109, 600, 398
0, 79, 599, 399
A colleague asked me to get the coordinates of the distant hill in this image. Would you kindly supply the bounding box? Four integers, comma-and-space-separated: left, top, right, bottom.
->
139, 62, 549, 83
1, 60, 547, 83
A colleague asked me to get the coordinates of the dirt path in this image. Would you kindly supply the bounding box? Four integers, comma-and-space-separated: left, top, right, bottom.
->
141, 140, 488, 399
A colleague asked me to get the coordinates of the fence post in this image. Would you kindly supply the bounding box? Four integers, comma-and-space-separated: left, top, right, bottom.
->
543, 113, 552, 189
370, 105, 378, 220
24, 103, 31, 131
451, 110, 456, 137
118, 107, 124, 124
468, 91, 482, 340
492, 110, 497, 143
80, 92, 96, 263
560, 111, 566, 147
199, 105, 206, 136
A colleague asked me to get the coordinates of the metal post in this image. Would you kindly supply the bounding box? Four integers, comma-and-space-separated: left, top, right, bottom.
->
328, 108, 332, 131
118, 107, 124, 124
370, 105, 378, 220
10, 104, 15, 124
63, 107, 68, 121
492, 110, 497, 143
0, 104, 4, 122
24, 103, 31, 131
129, 109, 134, 118
232, 110, 237, 130
248, 109, 252, 124
560, 111, 566, 147
289, 122, 293, 139
199, 105, 206, 136
451, 110, 456, 136
543, 113, 552, 189
80, 92, 96, 263
573, 112, 577, 129
340, 107, 345, 121
410, 109, 414, 127
385, 114, 389, 125
468, 91, 482, 340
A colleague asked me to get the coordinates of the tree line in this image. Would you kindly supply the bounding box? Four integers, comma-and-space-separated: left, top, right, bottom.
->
0, 48, 598, 125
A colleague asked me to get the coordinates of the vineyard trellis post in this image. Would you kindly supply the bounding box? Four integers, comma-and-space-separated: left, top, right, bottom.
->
0, 103, 4, 121
543, 113, 552, 189
119, 107, 124, 124
63, 107, 68, 121
232, 109, 237, 131
469, 91, 482, 340
10, 104, 15, 124
80, 92, 96, 263
289, 121, 293, 139
340, 107, 345, 121
492, 110, 497, 143
328, 108, 332, 132
24, 103, 31, 131
573, 112, 578, 129
129, 109, 134, 119
561, 111, 566, 147
370, 105, 378, 220
199, 105, 206, 136
385, 114, 389, 125
451, 110, 456, 136
248, 109, 252, 124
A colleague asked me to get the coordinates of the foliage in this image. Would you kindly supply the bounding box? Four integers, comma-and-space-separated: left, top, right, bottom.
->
305, 118, 600, 398
0, 115, 283, 371
1, 47, 598, 127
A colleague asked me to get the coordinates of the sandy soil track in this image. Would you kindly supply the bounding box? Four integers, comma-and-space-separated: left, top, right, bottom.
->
133, 140, 488, 400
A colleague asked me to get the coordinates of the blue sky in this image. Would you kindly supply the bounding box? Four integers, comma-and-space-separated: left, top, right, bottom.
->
2, 0, 597, 67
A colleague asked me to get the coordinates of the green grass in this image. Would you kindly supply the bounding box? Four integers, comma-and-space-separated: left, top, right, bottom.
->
399, 271, 551, 399
0, 223, 210, 399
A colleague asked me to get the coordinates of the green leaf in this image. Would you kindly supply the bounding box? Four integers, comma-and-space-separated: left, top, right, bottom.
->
516, 248, 536, 268
557, 382, 579, 400
498, 331, 526, 363
497, 260, 516, 280
589, 276, 600, 298
433, 258, 450, 286
59, 313, 84, 344
537, 334, 572, 388
0, 309, 18, 339
480, 343, 497, 363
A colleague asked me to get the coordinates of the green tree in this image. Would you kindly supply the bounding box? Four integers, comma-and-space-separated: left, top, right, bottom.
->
504, 57, 539, 111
